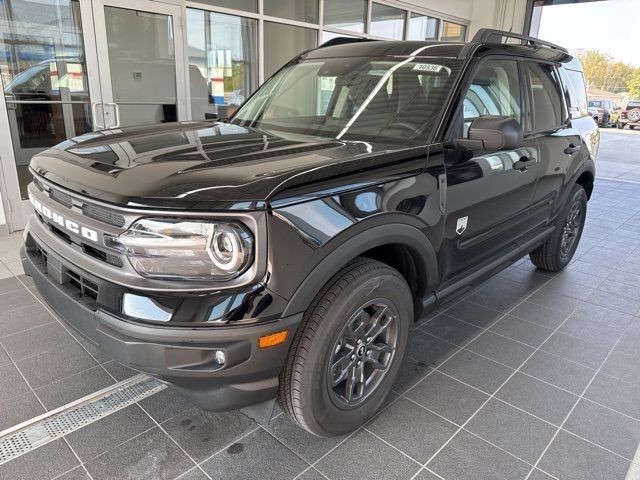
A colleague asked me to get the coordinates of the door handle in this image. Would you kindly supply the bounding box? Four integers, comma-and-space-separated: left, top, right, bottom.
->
91, 102, 105, 130
104, 102, 121, 128
513, 156, 535, 172
564, 143, 581, 155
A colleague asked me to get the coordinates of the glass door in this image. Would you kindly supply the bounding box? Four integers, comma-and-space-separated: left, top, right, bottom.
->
91, 0, 187, 129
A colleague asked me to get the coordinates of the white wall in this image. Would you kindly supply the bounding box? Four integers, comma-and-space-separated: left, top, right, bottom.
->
0, 194, 6, 229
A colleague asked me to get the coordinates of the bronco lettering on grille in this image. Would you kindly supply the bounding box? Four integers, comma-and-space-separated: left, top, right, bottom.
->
29, 193, 99, 242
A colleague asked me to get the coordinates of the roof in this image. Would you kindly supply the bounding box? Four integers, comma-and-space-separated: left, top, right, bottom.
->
304, 40, 465, 60
304, 29, 573, 64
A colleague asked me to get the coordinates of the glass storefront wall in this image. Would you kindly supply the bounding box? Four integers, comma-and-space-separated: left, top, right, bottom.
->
0, 0, 91, 200
370, 3, 405, 40
264, 0, 319, 24
323, 0, 366, 33
264, 22, 317, 78
408, 13, 439, 40
187, 9, 257, 121
0, 0, 469, 231
441, 21, 467, 41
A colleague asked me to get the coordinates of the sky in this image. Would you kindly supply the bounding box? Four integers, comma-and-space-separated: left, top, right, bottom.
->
538, 0, 640, 67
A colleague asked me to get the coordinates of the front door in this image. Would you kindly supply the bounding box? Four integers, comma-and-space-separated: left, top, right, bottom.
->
0, 0, 188, 232
440, 58, 539, 283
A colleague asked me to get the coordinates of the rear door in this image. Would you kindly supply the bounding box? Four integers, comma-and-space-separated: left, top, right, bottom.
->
526, 62, 583, 229
440, 57, 539, 282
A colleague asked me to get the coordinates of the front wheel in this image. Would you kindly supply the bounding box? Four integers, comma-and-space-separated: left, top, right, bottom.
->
530, 184, 587, 272
278, 258, 413, 436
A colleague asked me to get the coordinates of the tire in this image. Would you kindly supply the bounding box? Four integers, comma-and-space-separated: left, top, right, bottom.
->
530, 184, 587, 272
278, 257, 413, 436
618, 123, 625, 129
631, 125, 637, 130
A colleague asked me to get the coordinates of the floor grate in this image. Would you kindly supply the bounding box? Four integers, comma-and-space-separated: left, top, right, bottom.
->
0, 374, 166, 465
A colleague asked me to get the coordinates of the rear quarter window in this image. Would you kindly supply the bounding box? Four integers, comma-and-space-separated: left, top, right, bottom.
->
528, 63, 565, 132
559, 67, 588, 118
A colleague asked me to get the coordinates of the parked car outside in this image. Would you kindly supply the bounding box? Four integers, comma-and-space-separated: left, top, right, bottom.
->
620, 101, 640, 129
588, 99, 618, 127
21, 29, 598, 437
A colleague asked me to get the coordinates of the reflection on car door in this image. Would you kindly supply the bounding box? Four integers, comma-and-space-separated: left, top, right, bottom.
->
441, 58, 539, 282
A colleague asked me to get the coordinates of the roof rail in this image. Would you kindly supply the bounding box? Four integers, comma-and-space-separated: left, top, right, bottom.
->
472, 28, 568, 54
319, 37, 377, 48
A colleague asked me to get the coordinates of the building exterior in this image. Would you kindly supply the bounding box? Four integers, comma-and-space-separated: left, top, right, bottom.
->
0, 0, 531, 234
587, 86, 627, 106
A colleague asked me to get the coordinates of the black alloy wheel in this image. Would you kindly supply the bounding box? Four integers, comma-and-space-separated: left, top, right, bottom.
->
560, 201, 583, 258
327, 299, 399, 407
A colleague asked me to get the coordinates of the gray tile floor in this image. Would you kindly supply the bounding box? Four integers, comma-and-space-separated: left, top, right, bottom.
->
1, 130, 640, 480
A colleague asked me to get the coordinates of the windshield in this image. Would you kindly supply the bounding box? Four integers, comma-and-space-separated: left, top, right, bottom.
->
231, 55, 462, 144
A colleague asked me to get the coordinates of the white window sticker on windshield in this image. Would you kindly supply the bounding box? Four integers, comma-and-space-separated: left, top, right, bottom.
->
412, 63, 451, 74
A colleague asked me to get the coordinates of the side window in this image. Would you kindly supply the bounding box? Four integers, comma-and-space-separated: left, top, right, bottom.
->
462, 59, 521, 135
528, 63, 565, 131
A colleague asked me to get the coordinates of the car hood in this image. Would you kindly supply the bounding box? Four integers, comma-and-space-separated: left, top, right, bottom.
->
30, 122, 426, 210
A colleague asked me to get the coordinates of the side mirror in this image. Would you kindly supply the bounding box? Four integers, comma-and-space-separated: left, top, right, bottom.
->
457, 115, 524, 151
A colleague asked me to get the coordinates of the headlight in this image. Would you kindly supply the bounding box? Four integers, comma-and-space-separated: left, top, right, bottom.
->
104, 218, 253, 280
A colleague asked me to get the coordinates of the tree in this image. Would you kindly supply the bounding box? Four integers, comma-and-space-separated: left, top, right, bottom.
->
575, 49, 640, 93
628, 72, 640, 100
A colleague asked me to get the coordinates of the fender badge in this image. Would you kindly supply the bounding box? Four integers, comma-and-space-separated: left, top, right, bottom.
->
456, 216, 468, 235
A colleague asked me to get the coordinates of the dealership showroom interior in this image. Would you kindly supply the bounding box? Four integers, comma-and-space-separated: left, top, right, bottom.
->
3, 0, 640, 478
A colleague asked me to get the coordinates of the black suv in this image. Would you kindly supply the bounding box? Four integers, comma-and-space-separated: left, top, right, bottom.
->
21, 29, 599, 437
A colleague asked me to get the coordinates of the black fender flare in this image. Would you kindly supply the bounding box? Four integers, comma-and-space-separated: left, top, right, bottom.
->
281, 222, 438, 317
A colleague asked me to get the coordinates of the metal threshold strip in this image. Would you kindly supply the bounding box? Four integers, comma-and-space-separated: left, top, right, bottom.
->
0, 374, 166, 465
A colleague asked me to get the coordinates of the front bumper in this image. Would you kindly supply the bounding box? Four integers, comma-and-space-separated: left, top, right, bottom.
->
21, 233, 302, 411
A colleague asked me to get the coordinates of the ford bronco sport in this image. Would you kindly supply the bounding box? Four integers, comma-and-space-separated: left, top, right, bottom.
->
21, 29, 598, 437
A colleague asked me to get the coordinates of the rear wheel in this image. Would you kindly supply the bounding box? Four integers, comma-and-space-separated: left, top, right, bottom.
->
530, 184, 587, 272
278, 258, 413, 436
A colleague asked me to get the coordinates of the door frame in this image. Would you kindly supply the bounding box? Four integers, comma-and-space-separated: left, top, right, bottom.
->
0, 90, 28, 232
89, 0, 189, 129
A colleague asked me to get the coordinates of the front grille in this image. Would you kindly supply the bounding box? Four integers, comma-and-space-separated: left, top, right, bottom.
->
82, 243, 124, 268
30, 242, 100, 309
49, 188, 73, 209
66, 269, 99, 301
33, 177, 44, 191
82, 203, 125, 228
